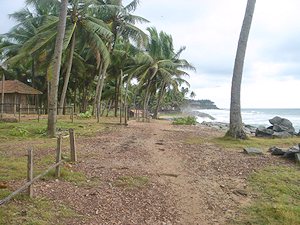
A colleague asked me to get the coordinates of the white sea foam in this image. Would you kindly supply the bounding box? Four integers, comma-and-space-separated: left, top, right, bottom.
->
196, 108, 300, 131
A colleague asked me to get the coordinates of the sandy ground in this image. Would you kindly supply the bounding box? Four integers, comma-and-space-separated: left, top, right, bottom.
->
15, 119, 292, 224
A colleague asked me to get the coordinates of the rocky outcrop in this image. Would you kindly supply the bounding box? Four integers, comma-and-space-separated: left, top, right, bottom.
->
268, 146, 286, 155
269, 116, 295, 134
255, 116, 295, 138
283, 146, 300, 159
255, 126, 274, 137
243, 147, 263, 155
269, 145, 300, 163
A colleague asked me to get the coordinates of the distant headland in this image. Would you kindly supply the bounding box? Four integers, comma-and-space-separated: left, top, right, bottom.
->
186, 99, 219, 110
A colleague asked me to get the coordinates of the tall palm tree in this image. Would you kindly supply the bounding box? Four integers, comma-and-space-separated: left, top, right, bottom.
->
47, 0, 68, 137
92, 0, 149, 119
131, 27, 193, 119
58, 0, 113, 114
227, 0, 256, 139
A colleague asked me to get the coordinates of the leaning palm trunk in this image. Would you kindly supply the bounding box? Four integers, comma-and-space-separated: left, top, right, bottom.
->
114, 77, 119, 117
58, 32, 76, 115
227, 0, 256, 139
143, 81, 151, 121
119, 70, 124, 124
93, 62, 103, 116
124, 76, 131, 125
47, 0, 68, 137
153, 83, 166, 119
96, 64, 108, 123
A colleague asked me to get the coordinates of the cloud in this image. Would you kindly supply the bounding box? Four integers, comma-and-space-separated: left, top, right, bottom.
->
2, 0, 300, 108
0, 0, 25, 33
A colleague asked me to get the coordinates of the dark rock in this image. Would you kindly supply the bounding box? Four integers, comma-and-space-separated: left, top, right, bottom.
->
283, 147, 300, 159
255, 126, 274, 137
243, 147, 263, 155
272, 131, 292, 138
295, 153, 300, 165
201, 121, 229, 130
269, 146, 286, 155
244, 125, 256, 134
269, 116, 295, 134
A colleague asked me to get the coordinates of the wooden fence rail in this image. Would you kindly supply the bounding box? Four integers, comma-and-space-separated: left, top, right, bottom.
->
0, 129, 77, 206
0, 160, 64, 206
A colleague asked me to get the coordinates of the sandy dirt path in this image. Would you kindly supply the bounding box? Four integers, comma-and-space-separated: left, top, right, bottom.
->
33, 119, 289, 224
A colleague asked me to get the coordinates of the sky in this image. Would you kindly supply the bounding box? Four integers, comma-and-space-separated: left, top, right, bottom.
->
1, 0, 300, 109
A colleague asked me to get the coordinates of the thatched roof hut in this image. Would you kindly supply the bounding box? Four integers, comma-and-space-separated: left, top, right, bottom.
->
0, 80, 42, 113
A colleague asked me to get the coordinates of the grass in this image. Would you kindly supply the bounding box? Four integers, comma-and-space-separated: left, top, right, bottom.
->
42, 167, 87, 185
0, 156, 27, 182
113, 176, 149, 188
187, 134, 300, 224
186, 135, 300, 152
0, 196, 78, 225
214, 136, 300, 150
0, 116, 115, 224
0, 116, 117, 141
234, 166, 300, 225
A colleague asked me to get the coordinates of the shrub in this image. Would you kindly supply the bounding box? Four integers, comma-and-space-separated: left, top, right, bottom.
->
172, 116, 197, 125
9, 127, 29, 137
78, 110, 92, 119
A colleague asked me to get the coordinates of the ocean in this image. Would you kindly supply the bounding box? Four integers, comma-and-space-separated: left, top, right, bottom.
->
196, 108, 300, 132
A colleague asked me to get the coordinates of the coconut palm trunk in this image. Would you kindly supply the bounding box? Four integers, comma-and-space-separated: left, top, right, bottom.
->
47, 0, 68, 137
227, 0, 256, 139
153, 82, 166, 119
58, 32, 76, 115
93, 62, 103, 116
96, 64, 108, 123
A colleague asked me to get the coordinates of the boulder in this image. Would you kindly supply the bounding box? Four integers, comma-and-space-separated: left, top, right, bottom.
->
272, 131, 292, 138
243, 147, 263, 155
295, 153, 300, 165
283, 146, 300, 159
269, 116, 295, 134
244, 125, 257, 135
269, 146, 286, 156
255, 126, 274, 137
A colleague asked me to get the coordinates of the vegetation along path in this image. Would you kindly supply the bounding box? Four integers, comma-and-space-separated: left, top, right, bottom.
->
1, 119, 299, 224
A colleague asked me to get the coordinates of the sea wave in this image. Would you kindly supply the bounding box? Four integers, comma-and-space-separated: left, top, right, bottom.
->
195, 108, 300, 131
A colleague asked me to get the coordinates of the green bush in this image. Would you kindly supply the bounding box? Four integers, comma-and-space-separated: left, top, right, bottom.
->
172, 116, 197, 125
9, 127, 29, 137
78, 110, 92, 119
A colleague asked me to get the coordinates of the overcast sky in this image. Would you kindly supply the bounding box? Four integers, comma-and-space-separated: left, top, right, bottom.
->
1, 0, 300, 108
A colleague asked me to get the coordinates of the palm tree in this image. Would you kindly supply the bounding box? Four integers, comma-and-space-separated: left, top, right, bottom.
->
92, 0, 149, 119
131, 27, 193, 119
58, 0, 113, 114
227, 0, 256, 139
47, 0, 68, 137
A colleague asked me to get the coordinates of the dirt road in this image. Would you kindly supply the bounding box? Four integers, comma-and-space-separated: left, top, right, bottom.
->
34, 119, 286, 224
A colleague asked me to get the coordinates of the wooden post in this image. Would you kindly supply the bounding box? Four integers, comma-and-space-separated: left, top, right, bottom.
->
19, 104, 21, 122
27, 148, 33, 197
37, 108, 40, 122
55, 135, 62, 177
71, 106, 74, 123
124, 106, 128, 125
27, 104, 30, 114
1, 75, 4, 118
69, 128, 77, 162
